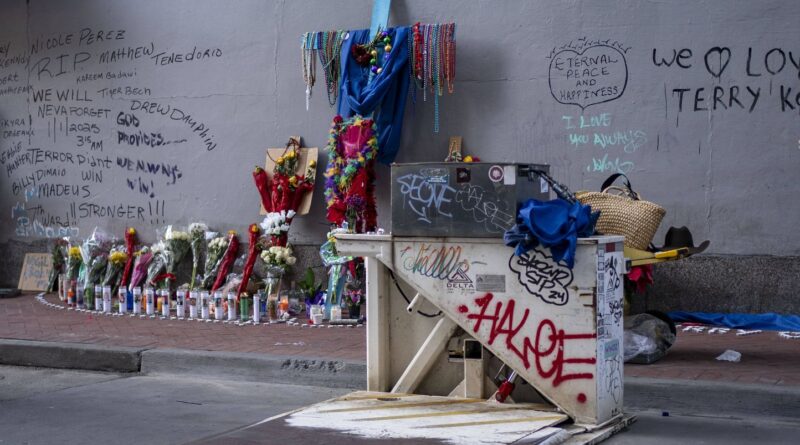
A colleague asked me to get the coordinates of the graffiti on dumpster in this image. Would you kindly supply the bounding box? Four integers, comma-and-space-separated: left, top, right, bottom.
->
508, 247, 574, 306
458, 293, 596, 388
400, 243, 470, 282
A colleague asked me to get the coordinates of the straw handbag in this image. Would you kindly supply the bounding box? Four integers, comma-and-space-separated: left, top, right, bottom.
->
576, 173, 665, 250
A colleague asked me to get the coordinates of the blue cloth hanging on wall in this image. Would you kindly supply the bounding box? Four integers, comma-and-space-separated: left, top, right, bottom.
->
339, 27, 410, 164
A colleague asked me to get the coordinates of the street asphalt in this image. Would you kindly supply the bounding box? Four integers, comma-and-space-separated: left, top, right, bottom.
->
1, 364, 798, 444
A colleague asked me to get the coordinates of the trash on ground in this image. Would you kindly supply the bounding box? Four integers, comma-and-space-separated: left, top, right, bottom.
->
716, 349, 742, 362
624, 313, 676, 364
778, 331, 800, 339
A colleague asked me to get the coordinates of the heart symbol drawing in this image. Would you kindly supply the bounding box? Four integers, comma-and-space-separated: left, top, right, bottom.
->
548, 45, 628, 110
704, 47, 731, 78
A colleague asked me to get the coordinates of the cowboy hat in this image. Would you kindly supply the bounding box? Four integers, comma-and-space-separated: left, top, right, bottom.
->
653, 226, 710, 255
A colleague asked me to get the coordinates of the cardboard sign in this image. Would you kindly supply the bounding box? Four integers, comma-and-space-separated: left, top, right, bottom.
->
18, 253, 52, 291
260, 136, 318, 216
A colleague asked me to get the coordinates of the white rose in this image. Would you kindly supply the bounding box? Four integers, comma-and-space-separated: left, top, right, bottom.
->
287, 210, 296, 219
286, 256, 296, 265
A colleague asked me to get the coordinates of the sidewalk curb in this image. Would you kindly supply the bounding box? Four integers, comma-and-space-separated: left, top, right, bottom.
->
141, 348, 366, 389
0, 339, 366, 389
0, 339, 143, 372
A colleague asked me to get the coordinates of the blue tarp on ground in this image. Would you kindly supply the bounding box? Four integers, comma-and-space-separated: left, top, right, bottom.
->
668, 311, 800, 331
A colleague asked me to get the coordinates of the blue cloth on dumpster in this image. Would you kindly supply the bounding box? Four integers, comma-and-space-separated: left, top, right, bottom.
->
504, 198, 598, 268
668, 311, 800, 332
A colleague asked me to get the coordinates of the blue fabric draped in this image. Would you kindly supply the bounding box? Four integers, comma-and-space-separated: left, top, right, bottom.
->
339, 27, 410, 165
668, 311, 800, 332
504, 199, 598, 268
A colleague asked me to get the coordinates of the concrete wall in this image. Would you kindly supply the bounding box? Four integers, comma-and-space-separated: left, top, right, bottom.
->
1, 0, 798, 311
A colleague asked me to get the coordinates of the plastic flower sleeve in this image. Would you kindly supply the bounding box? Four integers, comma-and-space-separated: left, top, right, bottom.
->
188, 222, 208, 290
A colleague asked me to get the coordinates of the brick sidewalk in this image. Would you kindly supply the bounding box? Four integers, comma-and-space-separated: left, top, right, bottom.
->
0, 293, 365, 361
2, 293, 798, 385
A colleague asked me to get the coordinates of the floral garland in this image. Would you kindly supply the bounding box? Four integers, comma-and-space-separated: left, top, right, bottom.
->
324, 115, 379, 232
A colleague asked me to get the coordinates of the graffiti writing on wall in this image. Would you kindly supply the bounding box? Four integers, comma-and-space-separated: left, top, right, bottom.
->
458, 293, 596, 390
561, 112, 646, 175
508, 247, 573, 306
653, 46, 800, 123
548, 38, 630, 109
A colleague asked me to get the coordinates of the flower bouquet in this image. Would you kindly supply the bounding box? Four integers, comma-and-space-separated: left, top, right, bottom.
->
188, 222, 208, 290
80, 228, 112, 308
210, 231, 240, 293
130, 246, 153, 289
201, 234, 228, 290
65, 244, 83, 282
252, 138, 316, 233
259, 244, 296, 273
119, 228, 138, 289
162, 226, 191, 292
47, 239, 67, 293
259, 210, 294, 247
237, 224, 263, 300
103, 246, 128, 295
145, 242, 167, 287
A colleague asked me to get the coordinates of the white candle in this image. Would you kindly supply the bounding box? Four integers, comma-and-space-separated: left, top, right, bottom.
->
176, 290, 185, 319
118, 287, 127, 314
145, 288, 155, 315
189, 291, 198, 319
133, 287, 142, 314
213, 291, 224, 320
161, 290, 170, 318
102, 286, 112, 313
94, 285, 103, 311
252, 294, 260, 324
330, 305, 342, 322
227, 292, 236, 321
200, 291, 210, 319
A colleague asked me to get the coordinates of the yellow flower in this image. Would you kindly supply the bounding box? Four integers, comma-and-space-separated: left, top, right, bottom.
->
289, 176, 298, 186
309, 160, 317, 168
127, 227, 136, 235
463, 155, 473, 162
109, 251, 128, 264
358, 156, 365, 164
276, 157, 285, 165
287, 151, 296, 160
68, 246, 81, 258
368, 137, 377, 146
354, 118, 363, 127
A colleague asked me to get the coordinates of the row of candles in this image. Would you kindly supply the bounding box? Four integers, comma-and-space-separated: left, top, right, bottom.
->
65, 285, 269, 323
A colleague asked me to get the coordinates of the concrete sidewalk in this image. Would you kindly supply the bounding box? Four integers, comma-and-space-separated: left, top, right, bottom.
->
2, 293, 799, 387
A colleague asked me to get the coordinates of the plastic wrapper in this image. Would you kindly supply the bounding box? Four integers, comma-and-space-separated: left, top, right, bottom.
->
201, 232, 227, 290
188, 222, 208, 290
211, 231, 240, 292
130, 246, 153, 288
163, 225, 191, 290
145, 241, 167, 287
623, 313, 676, 364
103, 245, 128, 293
120, 228, 138, 287
65, 240, 83, 282
237, 224, 262, 299
80, 228, 113, 305
48, 239, 67, 292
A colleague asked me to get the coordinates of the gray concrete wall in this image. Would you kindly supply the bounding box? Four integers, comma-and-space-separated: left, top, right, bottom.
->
1, 0, 798, 311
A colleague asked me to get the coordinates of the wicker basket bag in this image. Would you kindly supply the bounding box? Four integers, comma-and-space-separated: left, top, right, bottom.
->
575, 173, 665, 250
